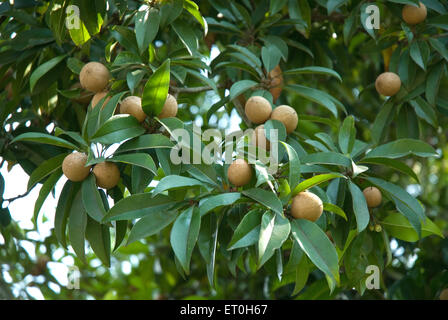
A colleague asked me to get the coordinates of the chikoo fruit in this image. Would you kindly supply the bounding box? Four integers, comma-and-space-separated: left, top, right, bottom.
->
79, 62, 110, 93
440, 288, 448, 300
269, 65, 283, 102
227, 159, 253, 187
62, 152, 91, 182
291, 191, 323, 222
245, 96, 272, 124
402, 2, 427, 25
92, 162, 120, 189
375, 72, 401, 96
270, 105, 298, 134
158, 94, 178, 119
120, 96, 146, 122
363, 186, 382, 208
91, 91, 111, 109
252, 124, 270, 150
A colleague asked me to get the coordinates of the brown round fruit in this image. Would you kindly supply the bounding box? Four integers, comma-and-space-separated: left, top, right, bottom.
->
270, 105, 298, 134
269, 65, 283, 102
120, 96, 146, 122
92, 162, 120, 189
227, 159, 253, 187
363, 186, 382, 208
62, 152, 91, 182
79, 62, 110, 93
440, 288, 448, 300
158, 94, 178, 119
91, 91, 111, 109
252, 124, 270, 150
402, 2, 427, 25
375, 72, 401, 96
245, 96, 272, 124
291, 191, 323, 222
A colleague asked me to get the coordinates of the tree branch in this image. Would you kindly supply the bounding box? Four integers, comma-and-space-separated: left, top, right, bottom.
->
170, 84, 226, 94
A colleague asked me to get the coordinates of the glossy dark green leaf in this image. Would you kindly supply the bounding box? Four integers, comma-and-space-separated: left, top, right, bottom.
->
258, 211, 290, 267
347, 180, 370, 233
363, 139, 437, 159
116, 134, 174, 154
82, 174, 106, 222
27, 152, 67, 191
292, 173, 345, 196
152, 175, 208, 196
284, 66, 342, 82
242, 188, 283, 216
135, 8, 160, 54
104, 193, 175, 221
85, 217, 111, 267
12, 132, 78, 150
68, 189, 87, 262
30, 55, 66, 92
109, 153, 157, 174
91, 115, 145, 144
199, 193, 242, 216
142, 59, 170, 116
338, 116, 356, 154
127, 210, 178, 245
228, 209, 263, 250
290, 219, 339, 291
170, 206, 201, 274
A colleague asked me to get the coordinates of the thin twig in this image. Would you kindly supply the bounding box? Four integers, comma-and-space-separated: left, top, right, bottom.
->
4, 189, 32, 203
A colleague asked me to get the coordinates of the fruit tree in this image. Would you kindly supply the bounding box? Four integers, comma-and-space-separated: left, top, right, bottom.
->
1, 0, 448, 300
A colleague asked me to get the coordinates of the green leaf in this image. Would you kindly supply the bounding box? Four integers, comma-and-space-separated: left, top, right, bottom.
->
264, 119, 287, 142
365, 176, 425, 222
135, 8, 160, 54
381, 212, 444, 242
284, 66, 342, 82
170, 206, 201, 274
285, 84, 339, 117
152, 175, 208, 196
323, 203, 347, 221
360, 3, 375, 39
242, 188, 283, 216
292, 255, 310, 295
12, 132, 78, 150
279, 142, 301, 191
427, 14, 448, 31
199, 193, 242, 216
292, 173, 345, 196
428, 38, 448, 62
198, 214, 219, 287
347, 180, 370, 233
426, 63, 444, 106
360, 157, 419, 183
104, 193, 175, 221
142, 59, 170, 116
27, 153, 67, 191
99, 92, 127, 127
228, 209, 263, 250
109, 153, 157, 174
68, 189, 87, 263
172, 20, 199, 55
258, 211, 290, 267
33, 168, 62, 224
301, 152, 352, 167
327, 0, 349, 13
30, 55, 66, 92
127, 210, 178, 245
66, 57, 84, 75
229, 80, 258, 101
290, 219, 339, 291
82, 174, 107, 222
363, 139, 438, 159
183, 0, 207, 32
116, 134, 174, 153
338, 116, 356, 154
55, 181, 80, 248
371, 100, 395, 144
54, 128, 88, 150
91, 115, 145, 144
85, 217, 111, 267
410, 41, 425, 70
262, 45, 282, 73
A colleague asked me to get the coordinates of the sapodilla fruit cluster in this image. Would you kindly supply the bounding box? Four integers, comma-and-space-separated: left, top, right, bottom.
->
245, 96, 298, 151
